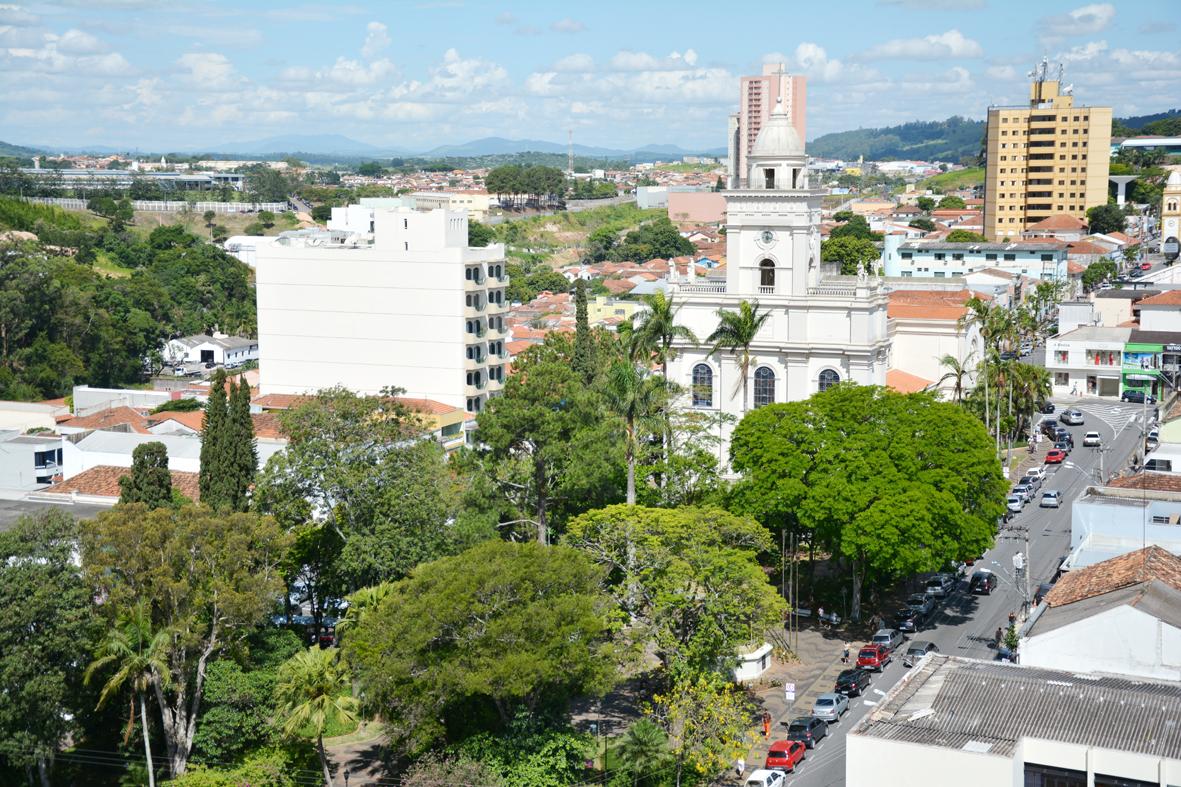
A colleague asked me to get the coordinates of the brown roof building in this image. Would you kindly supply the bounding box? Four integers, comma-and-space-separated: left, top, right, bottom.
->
44, 464, 201, 503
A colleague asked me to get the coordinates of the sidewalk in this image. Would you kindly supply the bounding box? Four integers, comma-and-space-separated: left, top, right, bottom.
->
741, 625, 849, 772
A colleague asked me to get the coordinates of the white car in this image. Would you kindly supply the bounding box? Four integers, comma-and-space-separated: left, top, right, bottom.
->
1040, 490, 1061, 508
1025, 466, 1047, 484
746, 769, 786, 787
1083, 431, 1102, 447
1006, 495, 1024, 513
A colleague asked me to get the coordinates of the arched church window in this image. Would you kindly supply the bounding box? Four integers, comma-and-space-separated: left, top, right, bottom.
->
759, 259, 775, 289
1169, 200, 1179, 212
753, 366, 776, 408
818, 368, 841, 392
691, 364, 713, 407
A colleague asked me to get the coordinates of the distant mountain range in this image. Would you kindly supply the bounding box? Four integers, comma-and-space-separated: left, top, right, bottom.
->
5, 107, 1175, 163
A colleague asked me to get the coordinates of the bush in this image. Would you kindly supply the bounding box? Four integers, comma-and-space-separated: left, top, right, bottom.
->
164, 749, 306, 787
151, 398, 202, 414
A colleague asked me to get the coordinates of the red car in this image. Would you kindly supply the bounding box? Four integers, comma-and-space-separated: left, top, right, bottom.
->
857, 643, 892, 671
1045, 449, 1067, 464
765, 739, 806, 772
1141, 262, 1152, 271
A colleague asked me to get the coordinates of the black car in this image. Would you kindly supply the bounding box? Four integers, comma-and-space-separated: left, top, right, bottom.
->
1040, 418, 1060, 438
1054, 428, 1073, 447
999, 350, 1018, 360
834, 668, 872, 697
894, 607, 922, 633
1053, 439, 1071, 455
1034, 581, 1055, 605
1121, 390, 1156, 404
1039, 401, 1056, 414
785, 716, 828, 749
969, 570, 997, 595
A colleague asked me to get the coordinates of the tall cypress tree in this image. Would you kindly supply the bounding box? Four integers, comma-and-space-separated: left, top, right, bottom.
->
199, 369, 229, 508
573, 279, 595, 382
227, 374, 257, 512
119, 441, 173, 509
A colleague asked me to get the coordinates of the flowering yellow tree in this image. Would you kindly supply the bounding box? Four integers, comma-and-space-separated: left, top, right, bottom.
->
653, 674, 753, 787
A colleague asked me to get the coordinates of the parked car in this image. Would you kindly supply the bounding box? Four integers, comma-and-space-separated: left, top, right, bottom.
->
1040, 490, 1062, 508
969, 570, 998, 595
1121, 390, 1156, 404
1035, 582, 1056, 605
1020, 342, 1033, 357
1040, 418, 1060, 438
1045, 449, 1067, 464
1006, 495, 1024, 514
1026, 466, 1047, 484
857, 643, 892, 671
1054, 428, 1074, 448
1000, 350, 1017, 360
925, 574, 956, 597
1141, 261, 1153, 271
1059, 409, 1085, 425
894, 607, 922, 633
902, 640, 939, 667
1083, 431, 1102, 447
907, 593, 935, 617
1039, 401, 1056, 414
1018, 474, 1042, 492
834, 667, 873, 697
745, 769, 787, 787
764, 740, 806, 773
1013, 483, 1034, 504
784, 716, 828, 749
811, 692, 850, 723
872, 628, 905, 650
1053, 439, 1072, 455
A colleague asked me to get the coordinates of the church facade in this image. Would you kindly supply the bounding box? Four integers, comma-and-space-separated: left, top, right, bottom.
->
666, 101, 891, 462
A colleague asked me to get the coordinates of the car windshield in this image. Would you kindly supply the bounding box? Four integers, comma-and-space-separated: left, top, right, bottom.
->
926, 579, 942, 588
768, 748, 789, 758
815, 697, 834, 706
788, 722, 808, 732
859, 649, 876, 657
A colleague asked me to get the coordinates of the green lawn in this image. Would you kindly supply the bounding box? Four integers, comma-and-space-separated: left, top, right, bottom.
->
919, 167, 984, 194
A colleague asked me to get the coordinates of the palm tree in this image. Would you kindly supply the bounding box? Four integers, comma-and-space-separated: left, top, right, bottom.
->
959, 298, 993, 435
275, 646, 360, 787
937, 352, 974, 403
84, 603, 173, 787
707, 299, 770, 413
617, 718, 668, 786
605, 358, 662, 505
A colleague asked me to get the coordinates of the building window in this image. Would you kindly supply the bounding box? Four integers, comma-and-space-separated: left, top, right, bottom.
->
818, 368, 840, 392
764, 168, 775, 189
753, 366, 775, 408
759, 259, 775, 289
691, 364, 713, 407
1056, 350, 1069, 364
1054, 372, 1069, 385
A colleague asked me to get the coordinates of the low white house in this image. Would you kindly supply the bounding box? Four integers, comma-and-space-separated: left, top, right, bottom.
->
61, 430, 284, 479
165, 333, 259, 367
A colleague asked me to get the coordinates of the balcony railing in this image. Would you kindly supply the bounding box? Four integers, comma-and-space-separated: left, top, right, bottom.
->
757, 285, 775, 295
678, 283, 727, 294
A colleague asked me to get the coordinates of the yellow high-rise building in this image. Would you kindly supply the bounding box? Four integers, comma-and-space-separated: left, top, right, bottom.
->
983, 60, 1112, 241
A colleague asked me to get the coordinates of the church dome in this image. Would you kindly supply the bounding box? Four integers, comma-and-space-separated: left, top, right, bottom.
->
750, 99, 804, 159
1168, 170, 1181, 187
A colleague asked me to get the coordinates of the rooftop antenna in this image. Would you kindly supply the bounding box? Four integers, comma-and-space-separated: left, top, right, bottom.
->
567, 128, 574, 176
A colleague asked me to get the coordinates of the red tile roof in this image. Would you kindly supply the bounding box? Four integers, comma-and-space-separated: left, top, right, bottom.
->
45, 465, 201, 502
886, 369, 934, 393
1136, 290, 1181, 307
887, 289, 975, 321
1066, 240, 1111, 256
1106, 473, 1181, 493
64, 406, 151, 434
1028, 214, 1087, 231
1045, 546, 1181, 607
148, 410, 205, 433
602, 279, 637, 294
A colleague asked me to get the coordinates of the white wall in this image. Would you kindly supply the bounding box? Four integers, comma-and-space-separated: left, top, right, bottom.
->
72, 386, 171, 417
847, 733, 1013, 787
889, 317, 979, 394
1022, 604, 1181, 681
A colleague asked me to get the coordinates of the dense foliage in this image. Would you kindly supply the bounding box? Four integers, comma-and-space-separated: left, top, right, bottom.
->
808, 116, 985, 163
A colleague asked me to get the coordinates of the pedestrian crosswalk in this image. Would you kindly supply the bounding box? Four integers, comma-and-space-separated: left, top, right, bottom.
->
1072, 401, 1145, 435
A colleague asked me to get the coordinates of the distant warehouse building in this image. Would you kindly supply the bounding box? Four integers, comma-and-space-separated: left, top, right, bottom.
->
881, 235, 1068, 281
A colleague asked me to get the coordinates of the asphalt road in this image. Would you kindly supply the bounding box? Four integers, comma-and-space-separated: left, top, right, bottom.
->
781, 398, 1147, 787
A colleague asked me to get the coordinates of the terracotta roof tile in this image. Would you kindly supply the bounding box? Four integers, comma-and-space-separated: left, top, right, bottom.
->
66, 406, 151, 434
1106, 472, 1181, 493
45, 464, 200, 502
1136, 290, 1181, 307
887, 289, 974, 321
886, 369, 934, 393
148, 410, 205, 433
1066, 240, 1111, 256
1045, 546, 1181, 608
1027, 214, 1088, 231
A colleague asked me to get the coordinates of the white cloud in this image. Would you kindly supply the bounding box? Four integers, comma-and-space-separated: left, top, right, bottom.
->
1039, 3, 1115, 37
1057, 40, 1108, 62
1110, 48, 1181, 68
899, 65, 974, 93
552, 53, 594, 72
788, 42, 849, 82
610, 49, 700, 72
162, 25, 262, 46
862, 29, 983, 60
986, 65, 1015, 80
176, 52, 239, 89
361, 21, 390, 59
320, 56, 397, 86
50, 28, 106, 55
0, 4, 37, 25
550, 17, 585, 33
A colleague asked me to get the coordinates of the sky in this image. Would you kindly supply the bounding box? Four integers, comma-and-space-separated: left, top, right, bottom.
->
0, 0, 1177, 152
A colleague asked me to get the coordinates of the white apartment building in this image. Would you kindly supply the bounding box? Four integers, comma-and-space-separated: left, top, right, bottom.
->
255, 207, 509, 413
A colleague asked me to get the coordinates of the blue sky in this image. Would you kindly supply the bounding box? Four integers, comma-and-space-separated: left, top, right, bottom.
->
0, 0, 1177, 152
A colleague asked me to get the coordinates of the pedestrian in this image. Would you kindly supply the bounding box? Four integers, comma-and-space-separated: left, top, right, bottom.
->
735, 756, 745, 778
842, 641, 851, 664
818, 605, 825, 628
762, 711, 772, 739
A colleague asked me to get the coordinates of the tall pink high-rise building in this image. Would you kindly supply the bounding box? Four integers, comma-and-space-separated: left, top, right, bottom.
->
727, 63, 807, 188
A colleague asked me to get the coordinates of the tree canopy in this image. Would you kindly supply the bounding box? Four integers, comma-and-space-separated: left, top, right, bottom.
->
343, 540, 620, 748
119, 441, 174, 509
821, 236, 880, 275
1087, 202, 1127, 235
729, 385, 1004, 620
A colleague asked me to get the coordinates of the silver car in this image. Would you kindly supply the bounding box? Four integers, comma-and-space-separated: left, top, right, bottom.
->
810, 691, 849, 722
871, 628, 905, 651
1040, 490, 1061, 508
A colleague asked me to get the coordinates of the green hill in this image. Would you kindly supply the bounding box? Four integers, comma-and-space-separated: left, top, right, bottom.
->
0, 140, 42, 158
809, 117, 985, 164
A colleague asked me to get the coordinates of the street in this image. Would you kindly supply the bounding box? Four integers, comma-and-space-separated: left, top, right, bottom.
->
779, 398, 1148, 787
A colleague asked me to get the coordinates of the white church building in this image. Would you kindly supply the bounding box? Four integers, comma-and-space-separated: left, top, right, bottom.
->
667, 101, 892, 459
